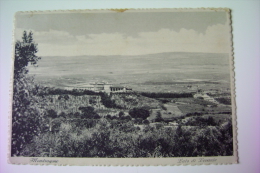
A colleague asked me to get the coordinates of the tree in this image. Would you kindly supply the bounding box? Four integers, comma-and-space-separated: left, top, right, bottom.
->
59, 112, 67, 119
58, 95, 69, 101
143, 119, 150, 125
129, 107, 150, 120
100, 93, 118, 108
11, 31, 42, 156
89, 97, 97, 105
74, 112, 81, 119
118, 111, 125, 118
106, 114, 112, 119
14, 31, 40, 79
155, 111, 164, 122
45, 109, 58, 132
79, 106, 98, 119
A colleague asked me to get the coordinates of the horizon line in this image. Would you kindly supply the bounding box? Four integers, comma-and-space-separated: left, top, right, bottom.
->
38, 51, 229, 57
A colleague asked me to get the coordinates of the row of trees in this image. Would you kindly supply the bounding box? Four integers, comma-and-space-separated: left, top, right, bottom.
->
139, 92, 193, 98
40, 87, 98, 96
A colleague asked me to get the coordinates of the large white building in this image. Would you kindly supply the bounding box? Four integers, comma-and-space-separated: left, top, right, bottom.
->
84, 82, 132, 93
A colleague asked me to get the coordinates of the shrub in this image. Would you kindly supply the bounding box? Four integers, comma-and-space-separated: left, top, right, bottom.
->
118, 111, 125, 118
79, 106, 99, 119
154, 111, 164, 122
215, 97, 232, 105
143, 119, 150, 125
129, 107, 150, 120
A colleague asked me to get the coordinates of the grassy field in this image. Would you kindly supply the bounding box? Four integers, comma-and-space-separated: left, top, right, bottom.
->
177, 104, 205, 114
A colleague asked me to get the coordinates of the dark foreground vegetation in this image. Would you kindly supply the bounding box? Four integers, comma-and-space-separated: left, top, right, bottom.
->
11, 31, 233, 157
20, 116, 233, 157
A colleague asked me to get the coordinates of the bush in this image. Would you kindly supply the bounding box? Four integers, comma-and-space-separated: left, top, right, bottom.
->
118, 111, 125, 118
79, 106, 99, 119
121, 115, 132, 121
134, 118, 143, 125
154, 111, 164, 122
143, 119, 150, 125
129, 108, 150, 120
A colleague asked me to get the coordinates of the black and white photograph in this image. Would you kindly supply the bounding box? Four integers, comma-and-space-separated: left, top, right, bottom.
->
9, 9, 237, 165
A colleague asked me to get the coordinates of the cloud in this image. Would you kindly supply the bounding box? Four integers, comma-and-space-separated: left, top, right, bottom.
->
15, 29, 77, 45
15, 23, 230, 56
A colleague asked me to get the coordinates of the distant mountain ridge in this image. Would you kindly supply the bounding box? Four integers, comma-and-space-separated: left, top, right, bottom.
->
41, 51, 228, 59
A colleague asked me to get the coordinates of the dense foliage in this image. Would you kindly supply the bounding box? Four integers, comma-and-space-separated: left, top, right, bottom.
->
100, 93, 120, 108
20, 117, 233, 157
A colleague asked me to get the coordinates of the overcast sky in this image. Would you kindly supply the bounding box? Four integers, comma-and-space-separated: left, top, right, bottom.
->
15, 10, 230, 56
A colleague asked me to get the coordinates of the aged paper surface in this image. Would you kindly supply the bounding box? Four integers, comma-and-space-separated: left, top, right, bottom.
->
9, 8, 237, 165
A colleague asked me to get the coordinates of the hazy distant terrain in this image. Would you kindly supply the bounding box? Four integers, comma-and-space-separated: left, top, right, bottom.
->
28, 52, 231, 92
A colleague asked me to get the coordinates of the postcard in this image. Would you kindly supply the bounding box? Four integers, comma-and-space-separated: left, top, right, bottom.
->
9, 8, 237, 165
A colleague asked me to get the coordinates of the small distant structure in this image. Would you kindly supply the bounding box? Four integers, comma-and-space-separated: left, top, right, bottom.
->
181, 118, 189, 124
169, 122, 179, 126
134, 124, 145, 131
193, 90, 219, 104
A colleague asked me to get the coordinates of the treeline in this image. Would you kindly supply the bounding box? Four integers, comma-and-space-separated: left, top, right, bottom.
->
39, 87, 98, 96
139, 92, 193, 98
